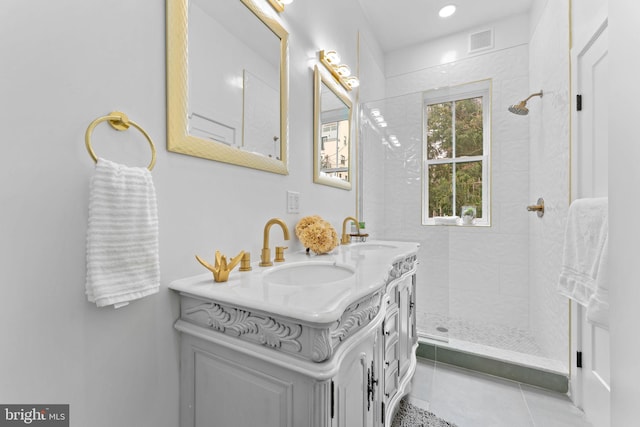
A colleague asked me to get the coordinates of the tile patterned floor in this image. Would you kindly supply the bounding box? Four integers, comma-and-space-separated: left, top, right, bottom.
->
408, 359, 593, 427
417, 312, 546, 357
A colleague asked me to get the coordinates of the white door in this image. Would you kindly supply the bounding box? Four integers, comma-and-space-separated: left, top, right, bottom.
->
571, 18, 610, 427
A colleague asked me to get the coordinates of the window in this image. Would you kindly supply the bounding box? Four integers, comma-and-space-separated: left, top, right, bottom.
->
422, 80, 491, 225
320, 119, 349, 180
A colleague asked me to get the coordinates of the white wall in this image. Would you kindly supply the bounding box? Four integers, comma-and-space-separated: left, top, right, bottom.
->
527, 0, 571, 368
361, 14, 534, 333
0, 1, 381, 425
609, 1, 640, 425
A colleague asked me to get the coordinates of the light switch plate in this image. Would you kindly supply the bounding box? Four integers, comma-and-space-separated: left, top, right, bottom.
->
287, 191, 300, 214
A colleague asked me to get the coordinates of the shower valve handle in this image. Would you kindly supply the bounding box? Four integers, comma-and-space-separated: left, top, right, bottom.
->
527, 198, 545, 217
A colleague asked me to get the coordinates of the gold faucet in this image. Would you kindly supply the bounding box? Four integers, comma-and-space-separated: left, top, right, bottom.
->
341, 216, 360, 245
260, 218, 290, 267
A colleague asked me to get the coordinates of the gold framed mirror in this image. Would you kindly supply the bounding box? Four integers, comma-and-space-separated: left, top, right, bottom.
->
313, 65, 352, 190
167, 0, 289, 174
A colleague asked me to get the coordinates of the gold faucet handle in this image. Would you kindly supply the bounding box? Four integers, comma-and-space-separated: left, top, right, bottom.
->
239, 252, 252, 271
260, 248, 272, 267
275, 246, 288, 262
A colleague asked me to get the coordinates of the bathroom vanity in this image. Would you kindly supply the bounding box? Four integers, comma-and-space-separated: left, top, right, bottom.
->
169, 240, 419, 427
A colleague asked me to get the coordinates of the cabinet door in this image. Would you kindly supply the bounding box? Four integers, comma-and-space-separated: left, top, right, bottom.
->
398, 274, 415, 378
182, 344, 294, 427
332, 328, 377, 427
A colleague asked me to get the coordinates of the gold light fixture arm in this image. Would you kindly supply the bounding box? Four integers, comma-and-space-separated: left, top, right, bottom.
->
267, 0, 293, 12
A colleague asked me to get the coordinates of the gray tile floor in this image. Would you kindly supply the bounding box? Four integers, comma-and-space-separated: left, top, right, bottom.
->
408, 359, 593, 427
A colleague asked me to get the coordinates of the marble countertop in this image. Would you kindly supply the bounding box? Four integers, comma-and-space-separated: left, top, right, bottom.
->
169, 240, 419, 325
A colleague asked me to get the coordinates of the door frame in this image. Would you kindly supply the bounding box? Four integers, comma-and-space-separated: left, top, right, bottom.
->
569, 10, 609, 420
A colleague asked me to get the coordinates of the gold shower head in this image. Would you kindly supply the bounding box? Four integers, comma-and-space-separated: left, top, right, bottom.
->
508, 90, 543, 115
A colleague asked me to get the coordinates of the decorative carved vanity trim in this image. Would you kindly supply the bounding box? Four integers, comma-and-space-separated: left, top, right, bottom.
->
330, 292, 382, 343
179, 253, 418, 363
183, 300, 303, 354
388, 254, 418, 281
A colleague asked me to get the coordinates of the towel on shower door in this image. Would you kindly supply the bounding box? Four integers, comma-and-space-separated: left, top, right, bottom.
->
85, 158, 160, 308
557, 197, 609, 327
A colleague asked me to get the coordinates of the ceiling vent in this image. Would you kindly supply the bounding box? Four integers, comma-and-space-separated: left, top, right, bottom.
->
468, 29, 494, 54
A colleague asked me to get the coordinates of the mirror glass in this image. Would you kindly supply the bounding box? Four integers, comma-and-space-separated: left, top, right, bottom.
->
167, 0, 289, 174
313, 65, 352, 190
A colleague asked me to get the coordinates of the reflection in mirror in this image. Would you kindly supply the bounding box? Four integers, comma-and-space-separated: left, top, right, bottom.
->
167, 0, 289, 174
313, 65, 352, 190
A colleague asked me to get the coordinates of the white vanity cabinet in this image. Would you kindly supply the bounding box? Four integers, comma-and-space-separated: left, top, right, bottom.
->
169, 241, 419, 427
379, 272, 416, 425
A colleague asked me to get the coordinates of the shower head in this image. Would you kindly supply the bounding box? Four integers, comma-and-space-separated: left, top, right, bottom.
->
508, 101, 529, 115
508, 90, 543, 115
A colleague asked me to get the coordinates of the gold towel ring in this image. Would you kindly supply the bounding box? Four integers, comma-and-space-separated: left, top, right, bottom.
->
85, 111, 157, 171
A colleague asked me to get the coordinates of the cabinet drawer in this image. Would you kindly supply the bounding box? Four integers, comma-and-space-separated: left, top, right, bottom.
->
384, 308, 399, 338
386, 285, 400, 307
385, 337, 398, 362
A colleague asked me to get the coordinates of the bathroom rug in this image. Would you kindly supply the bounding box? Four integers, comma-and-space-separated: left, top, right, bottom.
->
392, 398, 458, 427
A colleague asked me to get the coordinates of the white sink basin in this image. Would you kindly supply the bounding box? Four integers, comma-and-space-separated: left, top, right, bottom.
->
348, 243, 397, 251
264, 261, 355, 286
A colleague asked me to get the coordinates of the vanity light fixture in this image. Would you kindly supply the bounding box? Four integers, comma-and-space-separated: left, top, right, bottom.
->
369, 108, 386, 127
267, 0, 293, 13
439, 4, 457, 18
319, 50, 360, 91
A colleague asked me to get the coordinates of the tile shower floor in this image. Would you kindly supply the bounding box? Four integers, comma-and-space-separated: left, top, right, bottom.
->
417, 312, 568, 374
408, 359, 593, 427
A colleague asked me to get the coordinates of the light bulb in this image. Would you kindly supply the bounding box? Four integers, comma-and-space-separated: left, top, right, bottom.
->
345, 76, 359, 88
336, 64, 351, 77
324, 50, 340, 65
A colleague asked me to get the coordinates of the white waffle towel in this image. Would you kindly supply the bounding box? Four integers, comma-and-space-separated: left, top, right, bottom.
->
85, 158, 160, 308
557, 197, 609, 327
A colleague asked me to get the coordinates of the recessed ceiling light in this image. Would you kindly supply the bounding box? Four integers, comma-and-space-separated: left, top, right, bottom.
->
439, 4, 457, 18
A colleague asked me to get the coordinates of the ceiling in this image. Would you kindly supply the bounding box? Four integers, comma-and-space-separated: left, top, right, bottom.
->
358, 0, 534, 52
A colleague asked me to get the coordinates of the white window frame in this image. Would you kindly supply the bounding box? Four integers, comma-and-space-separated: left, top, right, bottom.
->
421, 79, 491, 226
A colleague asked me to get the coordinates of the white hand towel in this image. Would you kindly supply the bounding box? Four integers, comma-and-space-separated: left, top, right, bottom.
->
85, 158, 160, 308
587, 234, 609, 328
557, 197, 608, 309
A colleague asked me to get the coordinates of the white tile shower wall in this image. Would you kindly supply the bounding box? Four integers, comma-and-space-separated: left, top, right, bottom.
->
528, 0, 571, 367
362, 43, 532, 331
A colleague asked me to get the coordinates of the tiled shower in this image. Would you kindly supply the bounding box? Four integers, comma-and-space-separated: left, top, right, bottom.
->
359, 11, 570, 375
